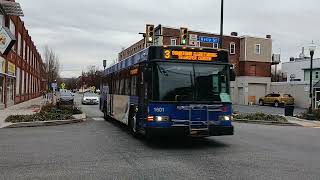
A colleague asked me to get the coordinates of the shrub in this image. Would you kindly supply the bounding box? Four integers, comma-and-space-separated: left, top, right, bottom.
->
5, 104, 82, 123
298, 109, 320, 120
234, 112, 287, 122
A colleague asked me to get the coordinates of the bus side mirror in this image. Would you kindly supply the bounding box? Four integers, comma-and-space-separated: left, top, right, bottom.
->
230, 68, 236, 81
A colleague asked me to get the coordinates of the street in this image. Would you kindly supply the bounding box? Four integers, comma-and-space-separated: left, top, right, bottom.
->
75, 93, 103, 119
0, 94, 319, 180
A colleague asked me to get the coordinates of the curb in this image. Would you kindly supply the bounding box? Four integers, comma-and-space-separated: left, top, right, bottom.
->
233, 119, 301, 126
4, 114, 86, 128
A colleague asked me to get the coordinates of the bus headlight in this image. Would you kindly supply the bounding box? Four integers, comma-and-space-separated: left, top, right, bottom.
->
156, 116, 169, 122
219, 115, 232, 121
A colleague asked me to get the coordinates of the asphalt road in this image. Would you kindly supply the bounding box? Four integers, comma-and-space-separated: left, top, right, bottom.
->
0, 95, 319, 180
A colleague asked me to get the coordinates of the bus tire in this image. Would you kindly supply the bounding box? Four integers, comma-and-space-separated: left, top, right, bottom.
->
103, 103, 109, 121
129, 107, 139, 137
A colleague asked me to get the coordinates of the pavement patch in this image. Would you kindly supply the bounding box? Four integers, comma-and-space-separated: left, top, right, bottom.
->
92, 117, 105, 121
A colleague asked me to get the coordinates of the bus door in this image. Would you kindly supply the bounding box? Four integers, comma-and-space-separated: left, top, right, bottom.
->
137, 64, 151, 126
109, 75, 114, 116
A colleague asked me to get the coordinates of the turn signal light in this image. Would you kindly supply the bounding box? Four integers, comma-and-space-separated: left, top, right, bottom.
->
147, 116, 154, 122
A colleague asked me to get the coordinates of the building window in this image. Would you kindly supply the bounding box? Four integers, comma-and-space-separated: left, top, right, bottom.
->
23, 40, 26, 60
21, 71, 25, 94
7, 78, 14, 101
0, 14, 4, 27
255, 44, 261, 54
213, 43, 219, 49
18, 33, 22, 57
0, 76, 4, 104
316, 72, 319, 79
230, 42, 236, 54
9, 20, 16, 51
27, 46, 29, 62
170, 39, 176, 46
249, 65, 256, 76
16, 68, 20, 95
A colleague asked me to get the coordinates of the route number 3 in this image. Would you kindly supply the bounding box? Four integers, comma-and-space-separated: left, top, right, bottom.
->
164, 50, 171, 59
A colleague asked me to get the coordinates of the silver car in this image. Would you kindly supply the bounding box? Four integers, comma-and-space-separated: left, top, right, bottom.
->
82, 92, 99, 105
57, 91, 74, 105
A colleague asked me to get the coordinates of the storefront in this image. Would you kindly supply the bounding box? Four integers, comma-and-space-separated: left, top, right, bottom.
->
6, 61, 15, 107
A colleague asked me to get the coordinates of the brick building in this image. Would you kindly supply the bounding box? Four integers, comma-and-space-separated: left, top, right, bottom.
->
118, 24, 273, 105
0, 0, 47, 109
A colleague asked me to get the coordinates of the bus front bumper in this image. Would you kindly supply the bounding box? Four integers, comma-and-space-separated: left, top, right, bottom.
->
147, 125, 234, 137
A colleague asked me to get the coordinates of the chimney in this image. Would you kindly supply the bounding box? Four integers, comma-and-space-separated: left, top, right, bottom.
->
266, 35, 272, 39
231, 32, 238, 36
299, 47, 305, 59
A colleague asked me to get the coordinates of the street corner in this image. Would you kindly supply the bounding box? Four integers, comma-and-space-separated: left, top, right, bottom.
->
285, 116, 320, 128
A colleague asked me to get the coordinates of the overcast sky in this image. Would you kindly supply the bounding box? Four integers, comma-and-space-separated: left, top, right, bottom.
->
19, 0, 320, 78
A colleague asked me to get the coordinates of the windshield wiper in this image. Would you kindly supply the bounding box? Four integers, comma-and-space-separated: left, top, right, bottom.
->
157, 65, 168, 76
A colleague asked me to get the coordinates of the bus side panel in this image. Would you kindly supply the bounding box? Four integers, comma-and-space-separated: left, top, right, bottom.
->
112, 95, 130, 125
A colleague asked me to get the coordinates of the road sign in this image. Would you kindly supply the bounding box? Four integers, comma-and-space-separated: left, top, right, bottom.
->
60, 83, 66, 89
198, 36, 219, 44
51, 83, 57, 91
189, 34, 198, 46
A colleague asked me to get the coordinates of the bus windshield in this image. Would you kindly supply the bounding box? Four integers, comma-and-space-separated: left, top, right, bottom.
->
153, 62, 230, 102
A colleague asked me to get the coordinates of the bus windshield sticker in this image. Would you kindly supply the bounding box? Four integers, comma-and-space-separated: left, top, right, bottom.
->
220, 93, 231, 103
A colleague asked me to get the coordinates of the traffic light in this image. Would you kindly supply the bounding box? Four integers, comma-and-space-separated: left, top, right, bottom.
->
146, 24, 155, 44
180, 27, 188, 45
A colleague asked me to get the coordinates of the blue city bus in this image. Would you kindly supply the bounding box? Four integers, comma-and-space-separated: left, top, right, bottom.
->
100, 46, 235, 138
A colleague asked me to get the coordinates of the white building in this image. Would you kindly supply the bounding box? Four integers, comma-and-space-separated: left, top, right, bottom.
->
282, 57, 320, 82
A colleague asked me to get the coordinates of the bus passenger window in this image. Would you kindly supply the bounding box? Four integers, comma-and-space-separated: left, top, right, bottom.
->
125, 78, 130, 95
131, 76, 137, 96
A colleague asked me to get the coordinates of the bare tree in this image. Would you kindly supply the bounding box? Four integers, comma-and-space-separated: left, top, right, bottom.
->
44, 45, 60, 87
86, 65, 102, 88
64, 78, 78, 90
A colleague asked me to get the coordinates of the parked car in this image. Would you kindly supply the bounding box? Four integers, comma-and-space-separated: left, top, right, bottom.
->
82, 92, 99, 105
259, 93, 294, 107
57, 91, 74, 105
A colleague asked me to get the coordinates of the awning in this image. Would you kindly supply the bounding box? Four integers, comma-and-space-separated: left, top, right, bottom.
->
0, 0, 24, 17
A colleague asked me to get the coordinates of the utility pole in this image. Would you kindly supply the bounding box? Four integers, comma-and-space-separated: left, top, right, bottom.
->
219, 0, 224, 48
82, 70, 84, 93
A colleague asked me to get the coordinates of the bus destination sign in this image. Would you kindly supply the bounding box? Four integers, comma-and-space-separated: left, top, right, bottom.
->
164, 50, 218, 61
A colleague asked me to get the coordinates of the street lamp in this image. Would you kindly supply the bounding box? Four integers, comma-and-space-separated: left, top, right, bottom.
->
308, 41, 316, 120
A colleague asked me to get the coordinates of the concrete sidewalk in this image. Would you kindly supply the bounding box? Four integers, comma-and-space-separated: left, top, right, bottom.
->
286, 116, 320, 128
0, 97, 49, 128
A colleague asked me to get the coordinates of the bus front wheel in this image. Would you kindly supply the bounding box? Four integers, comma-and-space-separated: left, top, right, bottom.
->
103, 103, 109, 121
129, 109, 139, 137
